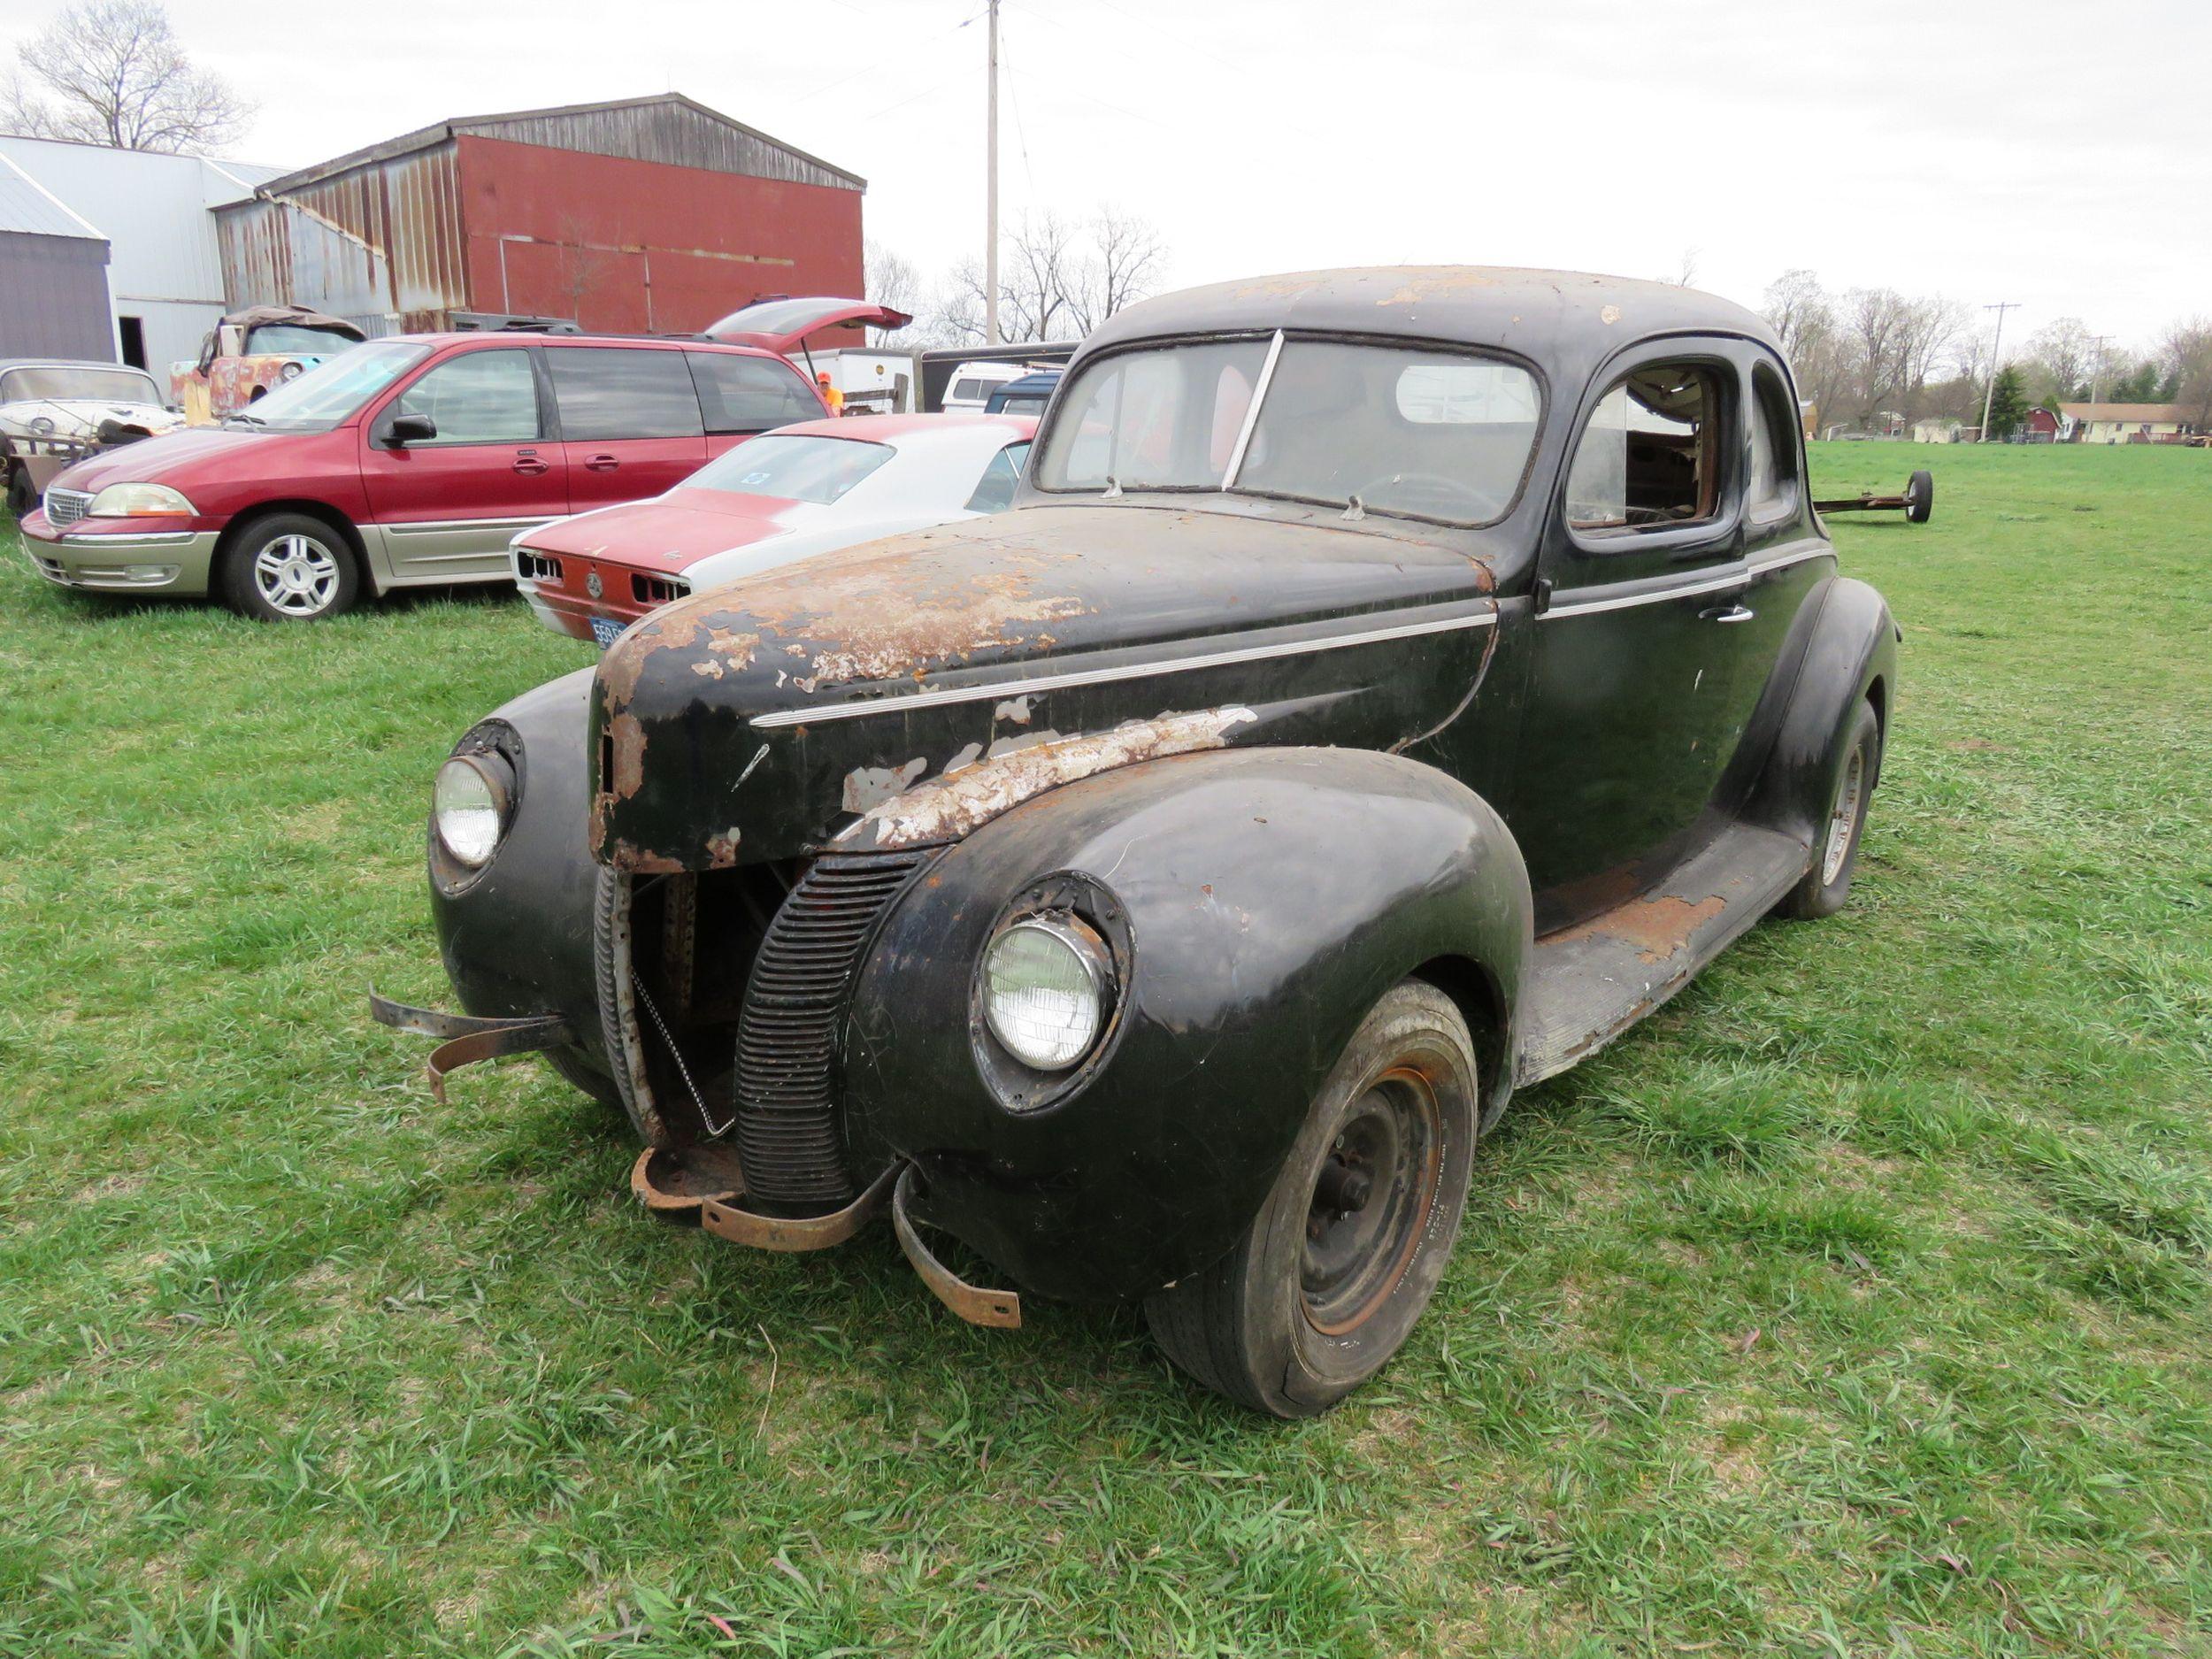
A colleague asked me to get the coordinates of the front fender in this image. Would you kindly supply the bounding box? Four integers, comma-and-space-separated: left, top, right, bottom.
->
842, 745, 1532, 1302
1742, 576, 1898, 844
428, 667, 611, 1087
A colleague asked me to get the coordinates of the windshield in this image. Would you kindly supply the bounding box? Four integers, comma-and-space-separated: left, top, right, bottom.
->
224, 341, 427, 431
244, 324, 360, 357
1033, 336, 1542, 526
0, 365, 161, 404
684, 434, 893, 505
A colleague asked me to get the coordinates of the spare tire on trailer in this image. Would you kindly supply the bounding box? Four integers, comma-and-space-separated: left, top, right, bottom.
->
1905, 469, 1934, 524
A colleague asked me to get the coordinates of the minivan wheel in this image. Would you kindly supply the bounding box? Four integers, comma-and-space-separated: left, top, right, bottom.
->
5, 465, 34, 518
1144, 980, 1479, 1417
221, 512, 360, 621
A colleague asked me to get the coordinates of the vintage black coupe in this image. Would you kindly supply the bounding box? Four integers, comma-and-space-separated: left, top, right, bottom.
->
378, 267, 1905, 1417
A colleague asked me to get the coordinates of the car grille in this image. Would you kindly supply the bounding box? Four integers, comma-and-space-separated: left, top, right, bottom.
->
734, 849, 934, 1211
43, 488, 91, 526
631, 571, 689, 607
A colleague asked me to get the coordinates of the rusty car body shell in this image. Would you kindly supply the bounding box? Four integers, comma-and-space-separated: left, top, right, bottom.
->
396, 265, 1897, 1307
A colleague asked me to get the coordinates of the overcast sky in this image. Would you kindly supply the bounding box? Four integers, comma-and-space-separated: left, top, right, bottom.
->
6, 0, 2206, 349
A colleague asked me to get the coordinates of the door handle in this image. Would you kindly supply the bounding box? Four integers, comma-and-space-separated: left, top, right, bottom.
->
511, 457, 549, 476
584, 454, 619, 472
1700, 602, 1755, 624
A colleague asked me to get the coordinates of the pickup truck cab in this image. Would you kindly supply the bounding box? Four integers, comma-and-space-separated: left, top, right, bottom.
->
25, 332, 826, 621
380, 267, 1904, 1415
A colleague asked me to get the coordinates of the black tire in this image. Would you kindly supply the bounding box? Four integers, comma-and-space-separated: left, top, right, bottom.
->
5, 465, 34, 519
219, 511, 361, 622
1145, 980, 1480, 1417
1780, 699, 1881, 920
1905, 469, 1934, 524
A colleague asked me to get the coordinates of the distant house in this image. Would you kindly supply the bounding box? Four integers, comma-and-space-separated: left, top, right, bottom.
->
2021, 407, 2062, 442
1912, 418, 1962, 443
2059, 403, 2197, 444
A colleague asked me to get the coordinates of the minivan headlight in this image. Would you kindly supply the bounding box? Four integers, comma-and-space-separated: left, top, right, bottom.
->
88, 482, 195, 518
434, 752, 515, 869
979, 915, 1114, 1072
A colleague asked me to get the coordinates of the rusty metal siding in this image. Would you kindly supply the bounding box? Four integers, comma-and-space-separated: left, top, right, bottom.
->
214, 142, 466, 332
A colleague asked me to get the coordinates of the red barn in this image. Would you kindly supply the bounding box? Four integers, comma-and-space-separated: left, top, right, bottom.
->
212, 95, 864, 336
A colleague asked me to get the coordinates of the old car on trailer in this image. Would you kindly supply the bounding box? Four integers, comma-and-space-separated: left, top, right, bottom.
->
0, 358, 184, 518
377, 266, 1909, 1417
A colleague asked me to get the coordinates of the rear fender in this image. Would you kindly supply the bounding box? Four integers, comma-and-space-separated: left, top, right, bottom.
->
1740, 576, 1898, 844
842, 745, 1532, 1302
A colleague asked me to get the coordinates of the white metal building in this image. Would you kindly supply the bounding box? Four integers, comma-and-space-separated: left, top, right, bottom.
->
0, 136, 287, 374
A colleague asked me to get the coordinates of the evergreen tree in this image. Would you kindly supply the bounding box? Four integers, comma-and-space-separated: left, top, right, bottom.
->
1986, 366, 2031, 440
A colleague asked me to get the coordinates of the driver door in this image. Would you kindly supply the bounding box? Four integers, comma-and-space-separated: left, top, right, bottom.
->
1514, 343, 1757, 919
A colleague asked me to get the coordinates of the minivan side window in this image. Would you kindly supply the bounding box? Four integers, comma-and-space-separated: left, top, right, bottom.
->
687, 352, 822, 434
392, 348, 541, 444
1563, 363, 1724, 534
548, 347, 704, 441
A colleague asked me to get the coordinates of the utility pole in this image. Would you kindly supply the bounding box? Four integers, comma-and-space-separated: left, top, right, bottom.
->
985, 0, 1000, 346
1978, 301, 2019, 442
2088, 334, 2112, 407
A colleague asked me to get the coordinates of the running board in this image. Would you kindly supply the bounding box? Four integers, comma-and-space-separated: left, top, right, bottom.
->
1514, 823, 1810, 1086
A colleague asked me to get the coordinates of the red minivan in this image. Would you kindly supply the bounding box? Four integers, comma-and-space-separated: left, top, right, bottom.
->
19, 333, 826, 621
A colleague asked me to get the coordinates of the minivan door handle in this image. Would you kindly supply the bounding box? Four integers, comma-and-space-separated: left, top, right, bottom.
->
1699, 602, 1755, 624
583, 454, 619, 472
511, 457, 550, 477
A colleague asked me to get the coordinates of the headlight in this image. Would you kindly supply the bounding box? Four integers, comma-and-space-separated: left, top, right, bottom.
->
88, 481, 195, 518
433, 752, 514, 869
980, 915, 1113, 1072
279, 361, 304, 381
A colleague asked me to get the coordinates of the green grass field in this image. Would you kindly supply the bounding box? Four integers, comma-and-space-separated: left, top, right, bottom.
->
2, 443, 2208, 1657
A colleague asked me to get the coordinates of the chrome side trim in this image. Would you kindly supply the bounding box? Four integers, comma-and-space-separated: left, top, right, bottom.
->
1541, 567, 1754, 621
749, 608, 1499, 729
383, 516, 556, 536
1744, 542, 1833, 578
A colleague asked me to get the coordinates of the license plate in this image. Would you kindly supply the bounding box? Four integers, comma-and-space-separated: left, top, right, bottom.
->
590, 616, 626, 650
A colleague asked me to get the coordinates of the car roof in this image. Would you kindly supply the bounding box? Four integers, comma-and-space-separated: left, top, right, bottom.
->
1079, 265, 1785, 385
0, 357, 158, 376
378, 332, 785, 358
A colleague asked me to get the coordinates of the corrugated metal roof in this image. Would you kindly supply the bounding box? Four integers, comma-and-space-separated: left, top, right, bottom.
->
0, 152, 105, 242
254, 93, 864, 196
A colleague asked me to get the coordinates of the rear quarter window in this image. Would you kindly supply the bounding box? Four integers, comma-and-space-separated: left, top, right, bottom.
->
548, 347, 703, 441
687, 352, 823, 434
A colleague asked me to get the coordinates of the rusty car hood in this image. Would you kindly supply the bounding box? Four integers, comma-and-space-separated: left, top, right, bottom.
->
589, 501, 1503, 872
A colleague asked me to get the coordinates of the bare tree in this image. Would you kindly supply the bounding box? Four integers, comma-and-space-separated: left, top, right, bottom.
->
2166, 318, 2212, 431
2023, 317, 2093, 403
7, 0, 251, 154
864, 240, 926, 342
551, 216, 611, 325
1894, 296, 1968, 419
1070, 207, 1164, 334
1761, 269, 1831, 367
1842, 288, 1912, 427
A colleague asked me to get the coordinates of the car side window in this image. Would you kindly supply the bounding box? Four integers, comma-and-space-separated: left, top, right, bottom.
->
688, 352, 822, 434
1563, 363, 1724, 534
1747, 364, 1800, 523
393, 349, 541, 444
964, 441, 1033, 513
548, 348, 704, 442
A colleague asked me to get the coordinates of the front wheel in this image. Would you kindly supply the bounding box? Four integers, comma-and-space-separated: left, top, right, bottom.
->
220, 511, 361, 622
1145, 980, 1480, 1417
1780, 698, 1882, 919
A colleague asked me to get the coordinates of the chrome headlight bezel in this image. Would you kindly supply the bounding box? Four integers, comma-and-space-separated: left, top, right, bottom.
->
88, 481, 196, 518
970, 873, 1133, 1112
428, 721, 523, 894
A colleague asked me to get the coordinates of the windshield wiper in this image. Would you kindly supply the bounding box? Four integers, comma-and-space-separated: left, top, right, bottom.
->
226, 412, 267, 428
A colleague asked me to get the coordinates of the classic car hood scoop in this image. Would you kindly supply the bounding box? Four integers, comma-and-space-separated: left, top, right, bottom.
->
588, 503, 1500, 871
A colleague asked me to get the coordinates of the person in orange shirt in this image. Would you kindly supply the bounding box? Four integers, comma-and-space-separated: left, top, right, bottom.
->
816, 372, 843, 416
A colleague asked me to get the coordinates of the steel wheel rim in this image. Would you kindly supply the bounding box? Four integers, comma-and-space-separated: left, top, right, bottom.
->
252, 533, 340, 616
1301, 1064, 1442, 1337
1821, 745, 1866, 886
